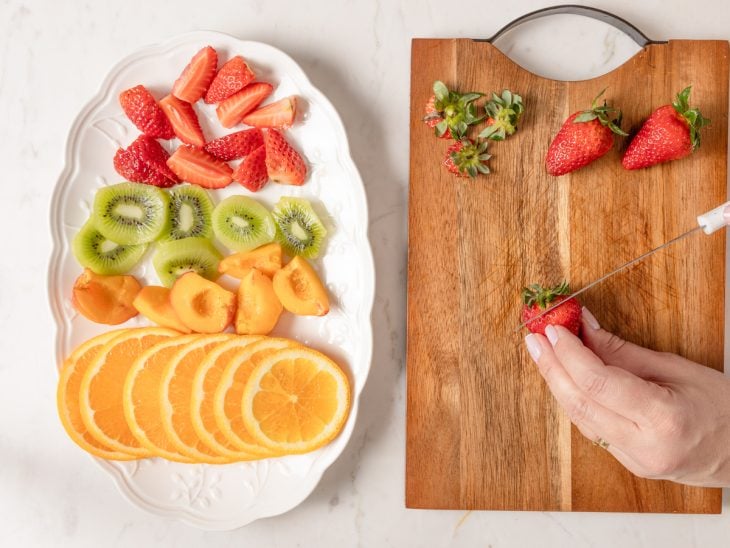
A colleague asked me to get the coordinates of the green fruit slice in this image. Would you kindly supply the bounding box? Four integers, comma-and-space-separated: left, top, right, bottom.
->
152, 237, 222, 287
162, 184, 214, 241
272, 197, 327, 259
93, 182, 170, 245
72, 220, 147, 275
212, 195, 276, 252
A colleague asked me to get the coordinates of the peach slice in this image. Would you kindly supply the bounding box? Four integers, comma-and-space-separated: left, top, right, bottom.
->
133, 286, 192, 334
272, 256, 329, 316
235, 268, 283, 335
72, 268, 142, 325
218, 243, 282, 279
170, 272, 236, 333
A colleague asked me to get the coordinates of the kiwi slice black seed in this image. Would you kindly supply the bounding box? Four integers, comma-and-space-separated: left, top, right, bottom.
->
72, 220, 147, 275
152, 237, 222, 287
212, 195, 276, 252
93, 182, 170, 245
162, 185, 214, 241
272, 197, 327, 259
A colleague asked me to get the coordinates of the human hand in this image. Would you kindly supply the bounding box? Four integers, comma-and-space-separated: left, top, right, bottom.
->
524, 309, 730, 487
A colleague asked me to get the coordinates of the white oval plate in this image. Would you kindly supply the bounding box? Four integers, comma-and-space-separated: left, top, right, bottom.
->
48, 31, 374, 530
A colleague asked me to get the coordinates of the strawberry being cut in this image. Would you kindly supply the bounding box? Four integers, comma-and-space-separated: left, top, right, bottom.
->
242, 96, 297, 129
166, 145, 233, 189
545, 89, 627, 176
159, 94, 206, 147
423, 80, 483, 139
443, 139, 491, 178
233, 144, 268, 191
521, 282, 582, 336
216, 82, 274, 128
171, 46, 218, 103
113, 135, 180, 187
622, 86, 709, 170
119, 85, 175, 140
204, 128, 264, 161
204, 55, 256, 104
263, 129, 306, 185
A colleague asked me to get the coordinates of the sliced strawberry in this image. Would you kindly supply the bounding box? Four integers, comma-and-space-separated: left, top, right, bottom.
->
166, 145, 233, 189
171, 46, 218, 103
263, 129, 306, 185
232, 144, 268, 191
113, 135, 179, 187
216, 82, 273, 128
242, 96, 297, 129
159, 94, 206, 147
119, 85, 175, 139
204, 56, 256, 104
204, 128, 264, 161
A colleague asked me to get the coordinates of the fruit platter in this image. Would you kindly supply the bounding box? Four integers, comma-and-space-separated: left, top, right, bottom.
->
49, 31, 374, 529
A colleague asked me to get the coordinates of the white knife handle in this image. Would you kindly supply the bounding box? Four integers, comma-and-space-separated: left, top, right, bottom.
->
697, 201, 730, 235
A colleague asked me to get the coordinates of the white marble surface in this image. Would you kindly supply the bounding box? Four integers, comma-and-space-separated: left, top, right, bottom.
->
2, 0, 729, 545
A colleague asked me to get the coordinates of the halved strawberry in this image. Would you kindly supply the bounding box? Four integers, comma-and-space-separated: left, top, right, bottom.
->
113, 135, 179, 187
166, 145, 233, 189
159, 94, 206, 147
119, 85, 175, 139
216, 82, 273, 128
263, 129, 306, 185
204, 55, 256, 104
233, 144, 268, 191
204, 128, 264, 161
171, 46, 218, 103
242, 96, 297, 129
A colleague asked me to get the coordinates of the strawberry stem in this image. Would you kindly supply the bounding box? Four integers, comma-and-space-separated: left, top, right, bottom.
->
672, 85, 710, 150
572, 89, 628, 137
521, 281, 570, 309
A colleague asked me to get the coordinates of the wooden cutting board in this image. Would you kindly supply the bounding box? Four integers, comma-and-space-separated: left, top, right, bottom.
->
406, 38, 728, 513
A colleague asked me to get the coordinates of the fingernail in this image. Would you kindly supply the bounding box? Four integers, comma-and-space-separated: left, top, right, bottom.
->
525, 334, 542, 363
724, 205, 730, 222
582, 307, 600, 330
545, 325, 559, 346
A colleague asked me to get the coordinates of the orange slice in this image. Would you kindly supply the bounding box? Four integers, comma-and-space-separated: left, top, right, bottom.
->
79, 327, 179, 456
213, 338, 300, 456
160, 333, 234, 463
123, 335, 202, 462
242, 346, 351, 454
190, 336, 264, 460
57, 329, 136, 460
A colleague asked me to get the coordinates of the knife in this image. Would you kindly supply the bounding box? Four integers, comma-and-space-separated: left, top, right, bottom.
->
516, 200, 730, 332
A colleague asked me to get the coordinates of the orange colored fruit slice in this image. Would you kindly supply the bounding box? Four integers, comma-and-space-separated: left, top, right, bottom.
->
79, 327, 179, 456
123, 334, 202, 462
160, 333, 234, 462
57, 329, 136, 460
218, 243, 282, 279
242, 346, 350, 454
213, 337, 299, 456
190, 336, 264, 460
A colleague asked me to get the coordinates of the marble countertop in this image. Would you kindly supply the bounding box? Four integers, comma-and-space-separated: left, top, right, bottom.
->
2, 0, 729, 545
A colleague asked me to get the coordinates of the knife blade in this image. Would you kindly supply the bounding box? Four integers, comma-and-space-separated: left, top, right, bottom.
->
515, 200, 730, 332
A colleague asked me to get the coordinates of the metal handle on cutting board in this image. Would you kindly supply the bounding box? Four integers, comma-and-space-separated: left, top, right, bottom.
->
479, 4, 663, 46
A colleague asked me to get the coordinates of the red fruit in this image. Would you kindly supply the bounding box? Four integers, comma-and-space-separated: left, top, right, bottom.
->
520, 282, 582, 336
424, 95, 451, 139
545, 90, 627, 176
119, 85, 175, 140
166, 145, 233, 189
263, 129, 306, 185
233, 144, 268, 191
204, 128, 264, 161
113, 135, 179, 187
216, 82, 274, 128
622, 86, 709, 170
204, 55, 255, 104
443, 139, 491, 178
159, 95, 206, 147
171, 46, 218, 103
242, 96, 297, 129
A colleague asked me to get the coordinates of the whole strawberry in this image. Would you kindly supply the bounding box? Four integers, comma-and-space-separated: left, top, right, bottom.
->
424, 80, 483, 139
520, 281, 581, 336
622, 86, 709, 170
480, 89, 524, 141
443, 138, 491, 178
545, 89, 627, 176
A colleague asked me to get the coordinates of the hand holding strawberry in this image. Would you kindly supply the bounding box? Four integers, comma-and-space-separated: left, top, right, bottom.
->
521, 281, 581, 336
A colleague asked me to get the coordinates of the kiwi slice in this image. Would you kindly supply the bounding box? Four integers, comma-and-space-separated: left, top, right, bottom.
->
272, 197, 327, 259
212, 195, 276, 252
152, 237, 222, 287
162, 185, 214, 241
93, 182, 170, 245
72, 220, 147, 275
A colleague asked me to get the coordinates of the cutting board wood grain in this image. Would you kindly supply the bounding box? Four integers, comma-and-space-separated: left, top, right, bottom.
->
406, 38, 728, 513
